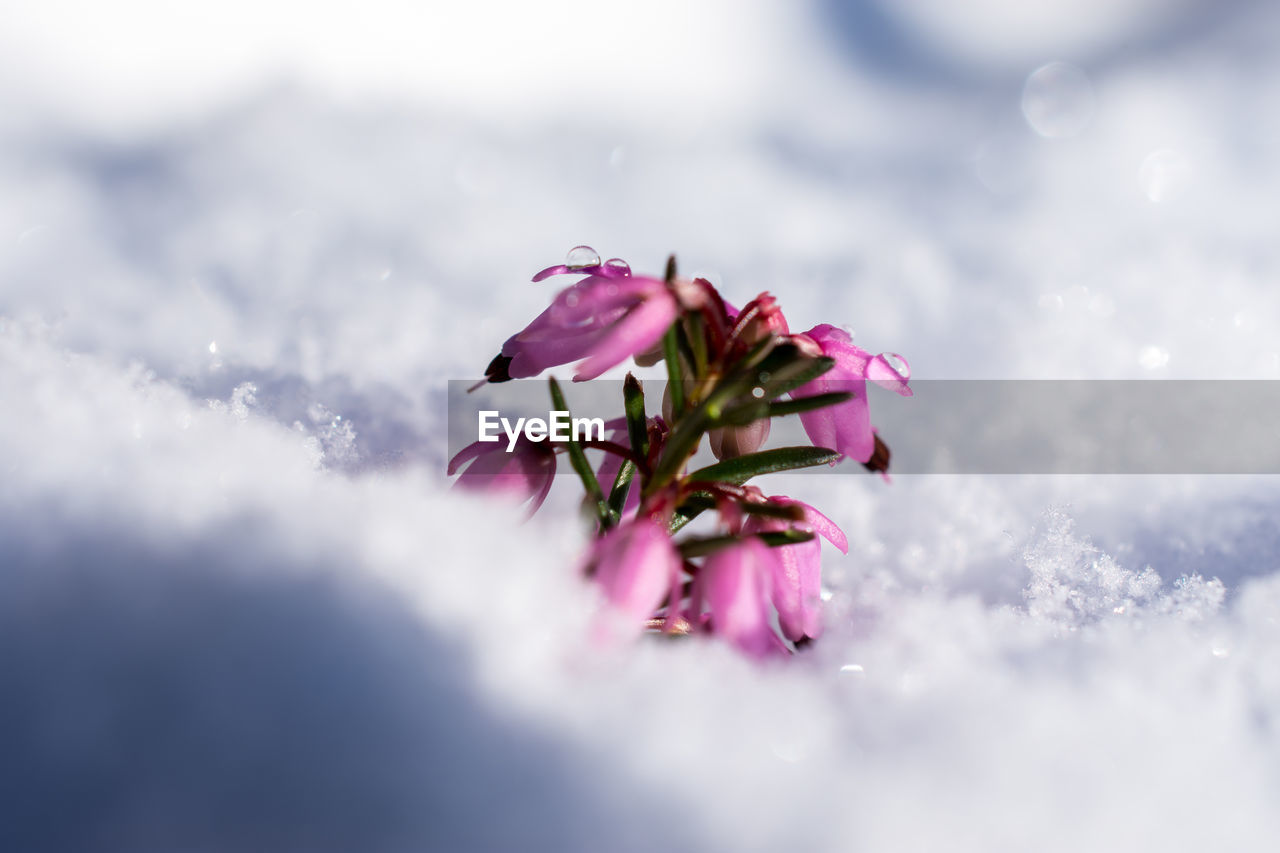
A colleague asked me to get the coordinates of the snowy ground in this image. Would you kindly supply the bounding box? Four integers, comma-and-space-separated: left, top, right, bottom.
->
4, 1, 1280, 850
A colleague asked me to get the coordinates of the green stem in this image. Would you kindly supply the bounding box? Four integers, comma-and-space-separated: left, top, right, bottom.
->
662, 323, 685, 419
548, 377, 609, 527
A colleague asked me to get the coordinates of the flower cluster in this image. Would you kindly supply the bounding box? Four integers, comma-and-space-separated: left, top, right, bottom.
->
450, 247, 911, 658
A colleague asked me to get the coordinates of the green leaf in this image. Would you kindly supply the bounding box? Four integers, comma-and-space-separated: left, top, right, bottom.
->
758, 530, 816, 547
548, 377, 609, 524
687, 311, 708, 377
623, 373, 649, 462
756, 353, 835, 397
607, 458, 636, 521
716, 391, 852, 427
762, 391, 853, 418
669, 510, 700, 534
677, 535, 741, 558
662, 323, 686, 419
687, 445, 840, 485
677, 529, 815, 558
669, 492, 713, 533
740, 501, 806, 521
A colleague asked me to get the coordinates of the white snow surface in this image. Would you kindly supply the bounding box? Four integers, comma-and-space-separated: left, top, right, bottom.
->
4, 2, 1280, 850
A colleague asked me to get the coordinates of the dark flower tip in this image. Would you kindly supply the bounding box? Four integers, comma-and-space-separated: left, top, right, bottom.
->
862, 434, 891, 474
484, 353, 514, 383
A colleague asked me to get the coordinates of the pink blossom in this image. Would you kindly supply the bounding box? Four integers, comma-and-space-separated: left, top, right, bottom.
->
744, 497, 848, 643
790, 324, 911, 463
491, 272, 679, 382
730, 292, 789, 344
701, 538, 784, 658
446, 437, 556, 517
584, 517, 682, 641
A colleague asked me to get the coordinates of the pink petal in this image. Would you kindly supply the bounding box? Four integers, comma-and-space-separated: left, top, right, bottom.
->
794, 373, 874, 462
447, 439, 489, 476
590, 519, 680, 638
799, 502, 848, 554
703, 539, 778, 658
868, 352, 912, 396
573, 293, 679, 381
769, 540, 823, 642
531, 261, 633, 282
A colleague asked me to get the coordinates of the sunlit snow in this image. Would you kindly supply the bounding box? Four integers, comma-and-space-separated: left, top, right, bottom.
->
3, 1, 1280, 850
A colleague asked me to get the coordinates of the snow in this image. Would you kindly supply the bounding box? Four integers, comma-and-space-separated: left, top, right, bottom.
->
4, 1, 1280, 849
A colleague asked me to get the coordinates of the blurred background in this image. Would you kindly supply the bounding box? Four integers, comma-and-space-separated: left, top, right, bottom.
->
4, 2, 1280, 850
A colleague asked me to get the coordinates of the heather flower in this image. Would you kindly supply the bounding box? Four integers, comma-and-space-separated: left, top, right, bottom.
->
584, 516, 682, 640
744, 497, 848, 643
701, 538, 784, 658
487, 271, 679, 383
791, 324, 911, 463
447, 436, 556, 516
463, 249, 910, 661
729, 292, 789, 345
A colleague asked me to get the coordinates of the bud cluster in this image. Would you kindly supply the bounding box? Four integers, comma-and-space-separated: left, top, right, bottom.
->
449, 248, 911, 657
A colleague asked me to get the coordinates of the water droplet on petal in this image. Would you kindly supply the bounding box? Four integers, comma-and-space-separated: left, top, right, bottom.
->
879, 352, 909, 378
566, 245, 600, 270
565, 291, 580, 308
604, 257, 631, 276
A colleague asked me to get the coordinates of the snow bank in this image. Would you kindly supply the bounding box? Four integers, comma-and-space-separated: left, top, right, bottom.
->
4, 1, 1280, 849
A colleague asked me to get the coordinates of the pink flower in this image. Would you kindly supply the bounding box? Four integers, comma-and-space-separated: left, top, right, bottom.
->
730, 292, 789, 344
489, 271, 679, 382
584, 517, 682, 641
744, 497, 848, 643
790, 324, 911, 464
701, 538, 784, 658
446, 437, 556, 517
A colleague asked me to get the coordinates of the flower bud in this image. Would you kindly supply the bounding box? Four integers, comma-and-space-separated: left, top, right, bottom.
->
707, 417, 771, 460
734, 292, 789, 345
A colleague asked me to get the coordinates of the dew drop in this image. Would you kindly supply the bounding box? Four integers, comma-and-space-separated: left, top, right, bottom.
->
565, 291, 581, 308
566, 245, 600, 270
879, 352, 908, 377
751, 386, 765, 399
604, 257, 631, 276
